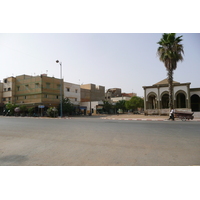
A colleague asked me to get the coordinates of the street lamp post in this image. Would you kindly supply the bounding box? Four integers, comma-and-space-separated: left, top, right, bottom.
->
56, 60, 63, 118
90, 90, 91, 116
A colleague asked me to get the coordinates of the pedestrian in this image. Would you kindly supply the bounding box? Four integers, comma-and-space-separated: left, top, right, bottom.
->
169, 108, 175, 121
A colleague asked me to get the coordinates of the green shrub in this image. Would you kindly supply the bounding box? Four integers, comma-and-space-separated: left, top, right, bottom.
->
47, 107, 58, 118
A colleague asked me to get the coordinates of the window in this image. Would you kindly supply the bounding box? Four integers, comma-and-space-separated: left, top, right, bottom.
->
4, 79, 7, 83
25, 85, 29, 90
3, 98, 6, 101
46, 83, 50, 88
17, 86, 20, 91
75, 89, 78, 93
57, 84, 61, 90
66, 87, 70, 92
56, 95, 59, 99
35, 83, 39, 88
45, 94, 48, 98
75, 98, 77, 101
8, 87, 11, 91
24, 96, 26, 99
4, 88, 6, 91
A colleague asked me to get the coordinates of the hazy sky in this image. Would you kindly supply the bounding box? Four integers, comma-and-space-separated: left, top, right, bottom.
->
0, 33, 199, 96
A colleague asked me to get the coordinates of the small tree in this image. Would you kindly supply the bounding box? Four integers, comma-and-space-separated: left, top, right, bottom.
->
28, 107, 35, 116
58, 98, 74, 116
47, 107, 58, 118
115, 100, 126, 113
6, 103, 18, 116
125, 96, 144, 113
103, 101, 113, 114
19, 105, 27, 116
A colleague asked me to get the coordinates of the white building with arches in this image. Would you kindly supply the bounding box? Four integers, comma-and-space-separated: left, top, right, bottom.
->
143, 79, 200, 115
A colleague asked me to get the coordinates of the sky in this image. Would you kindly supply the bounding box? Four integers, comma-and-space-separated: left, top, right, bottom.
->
0, 33, 199, 97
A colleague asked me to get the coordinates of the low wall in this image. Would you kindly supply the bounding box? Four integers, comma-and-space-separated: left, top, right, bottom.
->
159, 109, 169, 115
175, 108, 192, 112
144, 109, 159, 115
193, 112, 200, 119
145, 108, 192, 116
145, 109, 169, 115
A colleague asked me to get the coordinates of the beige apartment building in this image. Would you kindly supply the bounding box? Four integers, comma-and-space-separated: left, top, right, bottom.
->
80, 84, 105, 102
0, 74, 63, 114
0, 77, 16, 113
1, 77, 16, 104
80, 84, 105, 114
0, 81, 3, 112
15, 74, 62, 108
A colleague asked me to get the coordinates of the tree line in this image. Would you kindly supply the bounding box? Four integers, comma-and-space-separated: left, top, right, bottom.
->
3, 96, 144, 117
101, 96, 144, 114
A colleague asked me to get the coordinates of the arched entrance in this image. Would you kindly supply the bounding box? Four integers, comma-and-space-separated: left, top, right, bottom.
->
147, 93, 157, 109
176, 93, 186, 108
191, 94, 200, 111
161, 93, 169, 109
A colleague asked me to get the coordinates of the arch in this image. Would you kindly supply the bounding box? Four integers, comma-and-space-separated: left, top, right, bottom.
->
191, 94, 200, 111
175, 90, 187, 108
161, 92, 169, 109
146, 92, 157, 109
147, 92, 157, 100
175, 90, 187, 100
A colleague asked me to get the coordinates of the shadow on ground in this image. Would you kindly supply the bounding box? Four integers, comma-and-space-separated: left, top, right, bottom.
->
0, 155, 28, 165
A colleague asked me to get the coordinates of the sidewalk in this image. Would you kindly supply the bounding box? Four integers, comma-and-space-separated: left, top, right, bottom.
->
101, 114, 200, 122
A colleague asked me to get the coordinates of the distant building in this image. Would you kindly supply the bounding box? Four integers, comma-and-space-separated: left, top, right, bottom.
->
64, 82, 80, 106
105, 88, 121, 100
80, 84, 105, 102
80, 84, 105, 114
105, 88, 137, 102
80, 101, 104, 115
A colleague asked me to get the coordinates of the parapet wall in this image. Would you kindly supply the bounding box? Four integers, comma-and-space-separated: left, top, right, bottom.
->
145, 108, 192, 116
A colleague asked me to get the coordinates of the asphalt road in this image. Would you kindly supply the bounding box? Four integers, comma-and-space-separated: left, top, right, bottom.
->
0, 116, 200, 166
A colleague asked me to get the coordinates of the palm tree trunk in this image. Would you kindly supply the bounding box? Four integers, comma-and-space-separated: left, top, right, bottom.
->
167, 68, 174, 109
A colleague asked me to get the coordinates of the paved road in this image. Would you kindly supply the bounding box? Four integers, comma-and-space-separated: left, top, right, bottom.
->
0, 117, 200, 166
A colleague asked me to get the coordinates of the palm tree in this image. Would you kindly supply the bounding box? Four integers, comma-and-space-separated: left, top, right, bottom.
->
157, 33, 184, 109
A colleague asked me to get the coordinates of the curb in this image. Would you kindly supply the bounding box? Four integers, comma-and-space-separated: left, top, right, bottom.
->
0, 116, 72, 119
101, 117, 200, 122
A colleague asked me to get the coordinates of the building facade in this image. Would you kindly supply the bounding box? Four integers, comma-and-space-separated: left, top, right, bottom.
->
64, 82, 80, 106
190, 88, 200, 112
105, 88, 122, 100
1, 77, 16, 105
0, 81, 4, 113
80, 84, 105, 114
14, 74, 62, 108
80, 84, 105, 102
0, 75, 106, 116
0, 74, 63, 114
143, 79, 200, 115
